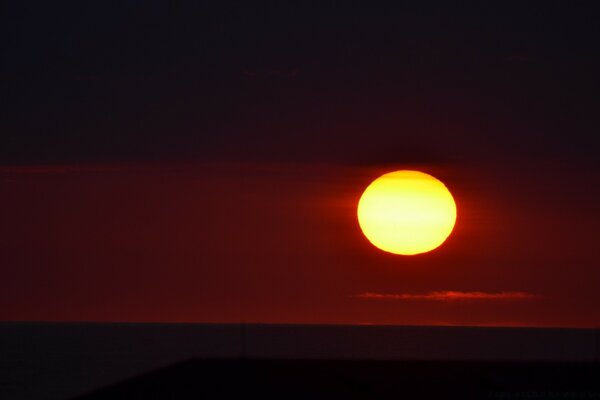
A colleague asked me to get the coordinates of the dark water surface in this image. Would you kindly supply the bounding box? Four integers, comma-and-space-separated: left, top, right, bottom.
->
1, 323, 599, 399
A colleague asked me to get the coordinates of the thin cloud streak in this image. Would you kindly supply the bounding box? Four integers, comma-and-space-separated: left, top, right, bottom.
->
357, 291, 541, 301
0, 164, 180, 174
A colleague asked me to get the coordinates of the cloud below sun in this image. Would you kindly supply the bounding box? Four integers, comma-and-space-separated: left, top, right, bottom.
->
357, 291, 540, 302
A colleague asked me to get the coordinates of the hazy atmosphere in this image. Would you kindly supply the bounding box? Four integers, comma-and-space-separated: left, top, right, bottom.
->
2, 2, 600, 327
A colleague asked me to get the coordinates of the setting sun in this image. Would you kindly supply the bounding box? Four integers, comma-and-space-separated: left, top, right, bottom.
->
357, 170, 457, 255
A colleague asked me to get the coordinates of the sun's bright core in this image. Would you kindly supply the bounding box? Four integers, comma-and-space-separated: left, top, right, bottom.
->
357, 170, 457, 255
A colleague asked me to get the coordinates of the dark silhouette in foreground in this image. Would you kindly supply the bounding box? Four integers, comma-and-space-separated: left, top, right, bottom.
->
77, 359, 600, 399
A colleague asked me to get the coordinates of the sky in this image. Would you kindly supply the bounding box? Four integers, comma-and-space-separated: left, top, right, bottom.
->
1, 2, 599, 327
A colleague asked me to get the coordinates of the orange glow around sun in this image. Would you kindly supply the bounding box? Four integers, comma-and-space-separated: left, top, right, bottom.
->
357, 170, 457, 255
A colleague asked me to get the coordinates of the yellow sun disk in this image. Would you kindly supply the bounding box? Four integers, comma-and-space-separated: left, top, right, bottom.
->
357, 171, 457, 255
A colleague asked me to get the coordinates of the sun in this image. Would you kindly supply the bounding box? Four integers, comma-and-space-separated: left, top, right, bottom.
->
357, 170, 457, 255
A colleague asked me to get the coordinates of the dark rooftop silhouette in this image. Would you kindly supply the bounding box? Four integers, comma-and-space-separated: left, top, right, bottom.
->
77, 358, 600, 399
